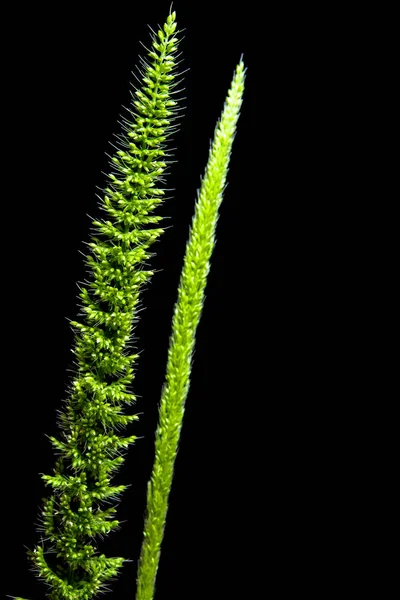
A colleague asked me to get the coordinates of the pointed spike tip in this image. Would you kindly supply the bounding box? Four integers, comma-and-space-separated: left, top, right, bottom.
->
167, 10, 176, 24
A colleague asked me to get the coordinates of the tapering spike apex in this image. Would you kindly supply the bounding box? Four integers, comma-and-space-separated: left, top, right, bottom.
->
28, 13, 183, 600
165, 10, 177, 31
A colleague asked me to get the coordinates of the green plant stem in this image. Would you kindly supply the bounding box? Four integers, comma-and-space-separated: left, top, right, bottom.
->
135, 59, 245, 600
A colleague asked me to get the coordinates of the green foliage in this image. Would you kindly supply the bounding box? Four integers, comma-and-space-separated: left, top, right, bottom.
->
135, 60, 246, 600
11, 9, 246, 600
26, 11, 182, 600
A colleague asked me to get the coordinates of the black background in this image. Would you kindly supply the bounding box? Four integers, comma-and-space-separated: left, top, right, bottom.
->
2, 1, 358, 599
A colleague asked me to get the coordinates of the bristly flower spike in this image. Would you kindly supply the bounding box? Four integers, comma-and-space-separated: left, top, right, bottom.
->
25, 10, 182, 600
135, 58, 246, 600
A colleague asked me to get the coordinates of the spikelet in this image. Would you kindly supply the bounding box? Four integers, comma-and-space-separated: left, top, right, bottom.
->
28, 11, 182, 600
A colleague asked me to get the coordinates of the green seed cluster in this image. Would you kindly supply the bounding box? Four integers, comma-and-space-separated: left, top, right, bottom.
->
29, 12, 181, 600
136, 59, 246, 600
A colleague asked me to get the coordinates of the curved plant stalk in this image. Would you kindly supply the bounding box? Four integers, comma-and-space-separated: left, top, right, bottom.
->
13, 11, 182, 600
135, 59, 246, 600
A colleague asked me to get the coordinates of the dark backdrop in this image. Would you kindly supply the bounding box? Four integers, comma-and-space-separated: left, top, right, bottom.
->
2, 1, 354, 598
3, 2, 264, 599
